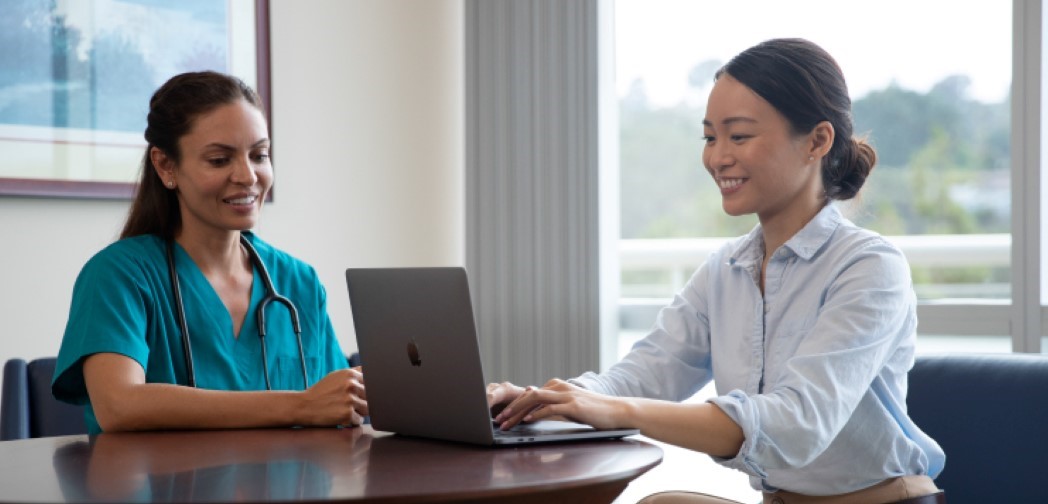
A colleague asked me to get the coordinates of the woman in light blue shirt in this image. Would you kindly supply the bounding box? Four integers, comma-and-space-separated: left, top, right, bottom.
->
489, 39, 946, 504
53, 71, 367, 433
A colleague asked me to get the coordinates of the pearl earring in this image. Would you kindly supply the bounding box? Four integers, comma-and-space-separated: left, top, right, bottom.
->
809, 156, 815, 161
167, 180, 175, 188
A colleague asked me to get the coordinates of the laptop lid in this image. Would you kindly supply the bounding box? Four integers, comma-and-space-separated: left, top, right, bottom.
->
345, 267, 638, 446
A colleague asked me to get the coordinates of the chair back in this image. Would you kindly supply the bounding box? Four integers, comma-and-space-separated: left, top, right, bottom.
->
907, 353, 1048, 504
1, 358, 87, 440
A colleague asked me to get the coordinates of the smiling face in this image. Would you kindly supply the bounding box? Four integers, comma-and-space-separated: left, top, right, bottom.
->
702, 74, 826, 227
152, 99, 271, 241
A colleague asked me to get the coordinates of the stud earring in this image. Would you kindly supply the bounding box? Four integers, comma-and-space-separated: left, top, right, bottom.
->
809, 156, 815, 161
167, 180, 175, 188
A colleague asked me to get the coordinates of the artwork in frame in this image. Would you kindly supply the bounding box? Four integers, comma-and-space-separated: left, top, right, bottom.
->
0, 0, 271, 199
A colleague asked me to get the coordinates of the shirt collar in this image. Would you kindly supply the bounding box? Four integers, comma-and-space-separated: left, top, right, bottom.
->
783, 204, 843, 260
728, 204, 843, 266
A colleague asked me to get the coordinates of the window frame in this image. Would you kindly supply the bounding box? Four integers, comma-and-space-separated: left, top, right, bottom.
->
600, 0, 1044, 365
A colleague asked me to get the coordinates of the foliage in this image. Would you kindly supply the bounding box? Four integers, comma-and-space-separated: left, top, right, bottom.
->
620, 71, 1011, 240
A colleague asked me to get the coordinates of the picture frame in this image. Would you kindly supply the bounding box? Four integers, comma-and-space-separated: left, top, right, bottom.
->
0, 0, 271, 199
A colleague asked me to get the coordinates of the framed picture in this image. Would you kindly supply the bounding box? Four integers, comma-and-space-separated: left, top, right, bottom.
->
0, 0, 271, 199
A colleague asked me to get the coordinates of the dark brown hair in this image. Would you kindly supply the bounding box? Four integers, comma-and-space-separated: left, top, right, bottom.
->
120, 71, 265, 240
716, 38, 876, 201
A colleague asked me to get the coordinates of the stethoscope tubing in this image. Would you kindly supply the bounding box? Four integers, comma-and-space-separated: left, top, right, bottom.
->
240, 237, 310, 390
167, 241, 197, 387
166, 234, 310, 390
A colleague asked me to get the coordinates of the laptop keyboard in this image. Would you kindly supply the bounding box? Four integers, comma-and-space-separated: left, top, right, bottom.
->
492, 420, 543, 436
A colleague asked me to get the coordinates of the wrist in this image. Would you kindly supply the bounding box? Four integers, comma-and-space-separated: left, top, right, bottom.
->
617, 397, 643, 429
286, 390, 309, 426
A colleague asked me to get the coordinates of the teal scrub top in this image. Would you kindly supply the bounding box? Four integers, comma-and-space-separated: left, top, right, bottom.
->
52, 232, 348, 434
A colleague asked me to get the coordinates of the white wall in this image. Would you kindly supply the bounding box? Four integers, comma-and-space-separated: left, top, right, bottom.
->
0, 1, 463, 376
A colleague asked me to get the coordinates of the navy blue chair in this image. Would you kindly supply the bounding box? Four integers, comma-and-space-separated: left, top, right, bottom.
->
907, 353, 1048, 504
1, 357, 87, 441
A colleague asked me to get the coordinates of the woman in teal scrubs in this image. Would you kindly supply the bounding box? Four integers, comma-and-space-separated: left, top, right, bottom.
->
52, 71, 367, 433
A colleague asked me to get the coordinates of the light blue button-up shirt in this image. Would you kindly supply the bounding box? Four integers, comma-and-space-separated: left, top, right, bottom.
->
572, 204, 945, 495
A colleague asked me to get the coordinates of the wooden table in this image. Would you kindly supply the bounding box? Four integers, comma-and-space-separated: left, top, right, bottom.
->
0, 426, 662, 503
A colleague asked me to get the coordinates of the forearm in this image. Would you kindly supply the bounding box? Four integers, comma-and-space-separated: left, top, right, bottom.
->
496, 379, 742, 457
92, 382, 306, 432
623, 398, 744, 458
83, 353, 364, 433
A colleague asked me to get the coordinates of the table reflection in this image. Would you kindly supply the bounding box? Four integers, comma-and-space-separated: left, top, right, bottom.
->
361, 433, 655, 500
51, 428, 369, 503
0, 426, 661, 503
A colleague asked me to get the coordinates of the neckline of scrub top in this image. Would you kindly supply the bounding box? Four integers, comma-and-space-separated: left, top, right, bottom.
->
170, 241, 270, 390
170, 241, 265, 343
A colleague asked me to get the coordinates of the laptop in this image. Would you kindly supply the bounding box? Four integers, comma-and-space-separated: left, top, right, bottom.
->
345, 267, 639, 446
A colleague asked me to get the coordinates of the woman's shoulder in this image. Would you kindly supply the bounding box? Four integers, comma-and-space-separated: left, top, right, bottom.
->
824, 219, 912, 282
85, 234, 166, 269
833, 217, 904, 257
69, 235, 168, 300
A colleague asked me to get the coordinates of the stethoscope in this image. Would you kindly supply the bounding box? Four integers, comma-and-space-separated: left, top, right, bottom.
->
166, 234, 310, 390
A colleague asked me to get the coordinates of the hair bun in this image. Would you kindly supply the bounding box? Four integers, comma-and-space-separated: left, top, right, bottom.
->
824, 137, 876, 201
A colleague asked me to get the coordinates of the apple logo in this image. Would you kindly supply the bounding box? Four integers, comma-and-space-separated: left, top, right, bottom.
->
406, 339, 422, 367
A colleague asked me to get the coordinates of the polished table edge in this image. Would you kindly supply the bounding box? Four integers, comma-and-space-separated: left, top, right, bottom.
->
0, 426, 664, 504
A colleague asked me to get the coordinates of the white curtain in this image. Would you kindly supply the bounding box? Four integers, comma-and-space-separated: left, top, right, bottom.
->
465, 0, 602, 385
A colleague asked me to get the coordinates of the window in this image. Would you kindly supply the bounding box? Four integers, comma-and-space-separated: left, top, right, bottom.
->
610, 0, 1034, 360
